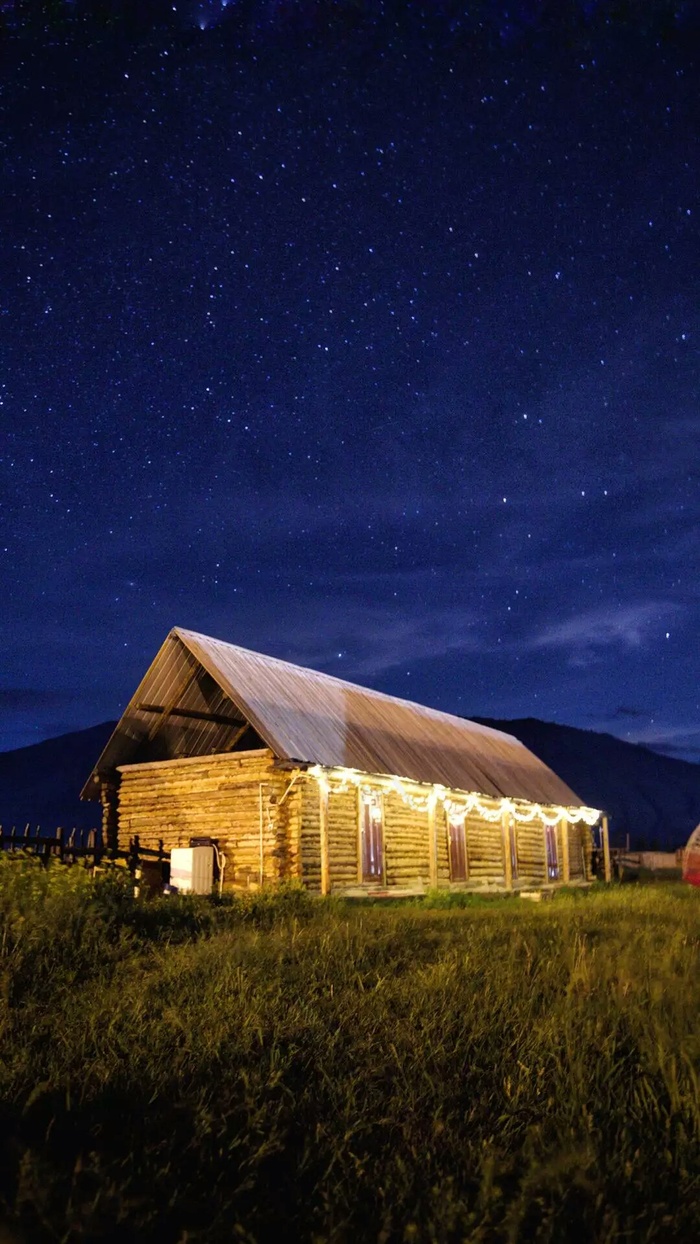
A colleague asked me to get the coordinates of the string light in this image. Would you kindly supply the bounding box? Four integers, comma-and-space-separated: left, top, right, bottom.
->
308, 764, 601, 826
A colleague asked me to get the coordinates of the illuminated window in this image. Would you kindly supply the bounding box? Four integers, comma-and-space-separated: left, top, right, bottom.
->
545, 823, 559, 880
447, 815, 468, 881
360, 790, 384, 882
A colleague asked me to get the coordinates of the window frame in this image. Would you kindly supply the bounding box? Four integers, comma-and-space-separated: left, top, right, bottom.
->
358, 788, 385, 884
446, 811, 469, 882
545, 821, 560, 881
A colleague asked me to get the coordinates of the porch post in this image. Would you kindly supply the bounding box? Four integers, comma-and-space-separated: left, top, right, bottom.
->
501, 808, 513, 890
560, 814, 570, 884
319, 782, 330, 896
601, 814, 611, 883
542, 818, 550, 881
428, 792, 438, 889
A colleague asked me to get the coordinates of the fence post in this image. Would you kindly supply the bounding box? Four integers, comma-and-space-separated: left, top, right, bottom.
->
133, 835, 142, 898
127, 836, 141, 897
89, 828, 102, 869
158, 838, 167, 888
501, 808, 514, 890
601, 815, 612, 883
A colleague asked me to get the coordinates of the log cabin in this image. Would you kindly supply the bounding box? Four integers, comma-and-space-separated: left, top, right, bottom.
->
81, 627, 607, 894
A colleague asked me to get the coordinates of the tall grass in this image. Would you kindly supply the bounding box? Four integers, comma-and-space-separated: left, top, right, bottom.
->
1, 858, 699, 1242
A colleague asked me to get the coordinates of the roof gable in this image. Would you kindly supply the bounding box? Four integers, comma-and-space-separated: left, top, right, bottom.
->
80, 631, 266, 798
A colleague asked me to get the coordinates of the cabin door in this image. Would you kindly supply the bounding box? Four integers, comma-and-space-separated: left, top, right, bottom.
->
448, 816, 467, 881
360, 791, 384, 882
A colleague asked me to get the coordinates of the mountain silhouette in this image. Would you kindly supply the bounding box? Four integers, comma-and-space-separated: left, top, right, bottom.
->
0, 723, 114, 834
476, 718, 700, 849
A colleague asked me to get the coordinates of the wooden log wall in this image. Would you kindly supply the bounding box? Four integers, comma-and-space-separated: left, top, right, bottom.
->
515, 821, 548, 885
116, 749, 294, 889
383, 791, 431, 889
299, 778, 322, 892
115, 751, 596, 895
574, 820, 594, 880
456, 811, 506, 885
566, 820, 583, 879
327, 788, 361, 890
436, 809, 450, 885
276, 779, 303, 883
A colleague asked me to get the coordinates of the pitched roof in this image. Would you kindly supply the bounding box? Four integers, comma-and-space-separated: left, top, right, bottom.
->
82, 626, 585, 807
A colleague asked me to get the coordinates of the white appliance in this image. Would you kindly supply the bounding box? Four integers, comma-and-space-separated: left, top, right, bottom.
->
169, 846, 214, 895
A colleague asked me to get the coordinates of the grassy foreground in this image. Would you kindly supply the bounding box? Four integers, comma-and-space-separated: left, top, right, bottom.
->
1, 861, 699, 1242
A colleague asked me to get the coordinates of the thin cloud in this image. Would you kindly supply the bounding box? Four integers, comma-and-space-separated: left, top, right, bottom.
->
231, 601, 482, 680
528, 602, 680, 665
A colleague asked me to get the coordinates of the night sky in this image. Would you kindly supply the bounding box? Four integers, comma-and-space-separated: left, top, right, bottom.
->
2, 1, 699, 760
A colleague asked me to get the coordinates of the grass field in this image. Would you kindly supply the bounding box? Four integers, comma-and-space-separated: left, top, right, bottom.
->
1, 859, 699, 1242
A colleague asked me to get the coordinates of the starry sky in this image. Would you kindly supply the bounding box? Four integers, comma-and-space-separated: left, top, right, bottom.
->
1, 1, 699, 759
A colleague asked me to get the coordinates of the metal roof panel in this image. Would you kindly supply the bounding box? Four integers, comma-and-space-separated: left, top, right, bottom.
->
175, 628, 583, 806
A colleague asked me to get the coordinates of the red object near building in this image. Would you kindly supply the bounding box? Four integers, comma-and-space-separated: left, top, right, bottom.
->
682, 824, 700, 886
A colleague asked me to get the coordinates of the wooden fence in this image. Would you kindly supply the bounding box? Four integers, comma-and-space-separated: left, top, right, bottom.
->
0, 825, 170, 884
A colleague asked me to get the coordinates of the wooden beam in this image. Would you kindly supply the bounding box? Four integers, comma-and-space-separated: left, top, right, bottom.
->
319, 783, 330, 897
137, 702, 247, 729
501, 808, 513, 890
144, 664, 201, 741
356, 787, 364, 885
601, 814, 611, 883
428, 793, 438, 889
225, 722, 255, 751
560, 815, 570, 884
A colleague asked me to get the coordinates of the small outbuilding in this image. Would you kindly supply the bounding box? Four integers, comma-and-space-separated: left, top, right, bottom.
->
82, 627, 607, 895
